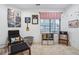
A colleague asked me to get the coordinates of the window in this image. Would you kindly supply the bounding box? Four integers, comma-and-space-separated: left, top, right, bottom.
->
40, 12, 61, 34
40, 19, 49, 33
40, 19, 59, 33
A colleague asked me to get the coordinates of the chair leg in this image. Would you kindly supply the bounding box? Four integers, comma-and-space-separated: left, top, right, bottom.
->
8, 46, 11, 55
29, 48, 31, 55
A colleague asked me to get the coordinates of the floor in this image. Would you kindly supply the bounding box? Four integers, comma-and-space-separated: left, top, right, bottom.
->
23, 43, 79, 55
1, 43, 79, 55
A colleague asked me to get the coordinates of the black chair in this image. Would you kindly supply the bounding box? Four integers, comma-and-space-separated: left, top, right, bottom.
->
8, 30, 31, 55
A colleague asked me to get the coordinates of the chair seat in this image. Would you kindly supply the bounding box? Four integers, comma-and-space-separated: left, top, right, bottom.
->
9, 42, 30, 55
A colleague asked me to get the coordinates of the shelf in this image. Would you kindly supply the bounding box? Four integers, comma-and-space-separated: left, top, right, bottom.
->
41, 33, 54, 45
59, 31, 69, 46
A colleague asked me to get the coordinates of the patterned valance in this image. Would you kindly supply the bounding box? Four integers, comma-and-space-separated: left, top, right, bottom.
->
39, 12, 61, 19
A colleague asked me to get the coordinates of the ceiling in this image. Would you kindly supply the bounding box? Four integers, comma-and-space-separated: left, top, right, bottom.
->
6, 4, 72, 12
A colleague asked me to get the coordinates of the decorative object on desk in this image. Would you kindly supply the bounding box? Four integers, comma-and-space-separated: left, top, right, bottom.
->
7, 8, 21, 27
25, 17, 31, 23
68, 19, 79, 28
32, 15, 38, 24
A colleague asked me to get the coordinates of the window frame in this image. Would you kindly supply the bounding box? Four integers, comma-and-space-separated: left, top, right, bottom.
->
40, 19, 61, 34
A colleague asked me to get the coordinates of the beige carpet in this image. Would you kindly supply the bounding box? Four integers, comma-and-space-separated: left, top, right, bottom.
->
28, 44, 79, 55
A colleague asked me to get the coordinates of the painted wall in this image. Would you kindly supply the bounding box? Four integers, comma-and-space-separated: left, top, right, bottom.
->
0, 5, 8, 48
61, 4, 79, 49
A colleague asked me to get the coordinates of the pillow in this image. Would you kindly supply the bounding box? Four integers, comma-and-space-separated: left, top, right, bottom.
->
11, 38, 16, 43
15, 37, 20, 41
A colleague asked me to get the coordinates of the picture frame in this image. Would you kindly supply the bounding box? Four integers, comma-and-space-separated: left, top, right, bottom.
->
7, 8, 21, 27
32, 15, 38, 24
25, 17, 31, 23
68, 19, 79, 28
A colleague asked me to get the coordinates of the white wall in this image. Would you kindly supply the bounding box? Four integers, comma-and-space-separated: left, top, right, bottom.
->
0, 5, 8, 48
61, 4, 79, 49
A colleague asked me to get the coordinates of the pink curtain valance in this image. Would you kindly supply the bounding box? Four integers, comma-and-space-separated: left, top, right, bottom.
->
39, 12, 61, 19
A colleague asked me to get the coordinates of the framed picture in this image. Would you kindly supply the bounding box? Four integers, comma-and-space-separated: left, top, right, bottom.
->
7, 8, 21, 27
25, 17, 31, 23
32, 15, 38, 24
68, 20, 79, 28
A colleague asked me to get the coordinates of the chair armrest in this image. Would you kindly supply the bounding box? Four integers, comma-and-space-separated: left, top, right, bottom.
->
20, 36, 24, 41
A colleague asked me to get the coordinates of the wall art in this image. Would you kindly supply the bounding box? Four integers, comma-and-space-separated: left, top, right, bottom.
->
68, 20, 79, 28
25, 17, 31, 31
25, 17, 31, 23
32, 15, 38, 24
8, 8, 21, 27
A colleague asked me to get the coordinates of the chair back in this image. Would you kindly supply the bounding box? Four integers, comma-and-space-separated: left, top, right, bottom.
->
8, 30, 20, 44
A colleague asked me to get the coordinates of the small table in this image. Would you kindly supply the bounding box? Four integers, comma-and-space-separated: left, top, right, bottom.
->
24, 36, 33, 46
